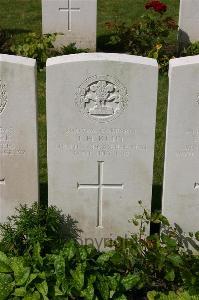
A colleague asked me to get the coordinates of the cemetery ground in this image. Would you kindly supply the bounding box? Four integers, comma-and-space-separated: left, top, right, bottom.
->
0, 0, 180, 208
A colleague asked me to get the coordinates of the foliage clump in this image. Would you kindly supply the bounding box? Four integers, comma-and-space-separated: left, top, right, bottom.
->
105, 0, 177, 73
0, 202, 199, 299
180, 41, 199, 57
10, 33, 57, 70
0, 203, 81, 256
9, 33, 88, 70
60, 42, 88, 55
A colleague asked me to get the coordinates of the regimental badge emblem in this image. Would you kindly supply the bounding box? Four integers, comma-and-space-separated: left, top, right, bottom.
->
76, 75, 128, 123
0, 80, 7, 114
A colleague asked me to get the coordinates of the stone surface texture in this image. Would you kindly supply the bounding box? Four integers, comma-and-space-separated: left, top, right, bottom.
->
42, 0, 97, 51
163, 56, 199, 233
179, 0, 199, 46
0, 54, 39, 222
47, 53, 158, 250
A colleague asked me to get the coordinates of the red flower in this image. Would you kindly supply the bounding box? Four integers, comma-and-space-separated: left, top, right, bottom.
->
145, 0, 167, 13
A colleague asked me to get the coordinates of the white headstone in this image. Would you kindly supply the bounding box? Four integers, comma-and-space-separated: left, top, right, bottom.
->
47, 53, 158, 250
179, 0, 199, 46
42, 0, 97, 51
0, 54, 39, 222
163, 56, 199, 233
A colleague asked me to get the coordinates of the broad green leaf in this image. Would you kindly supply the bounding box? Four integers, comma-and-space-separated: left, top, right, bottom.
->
96, 275, 109, 300
167, 254, 183, 267
63, 240, 76, 261
13, 287, 27, 297
195, 231, 199, 241
161, 235, 177, 248
36, 280, 48, 297
54, 254, 65, 282
0, 262, 12, 273
0, 251, 10, 266
24, 291, 41, 300
70, 263, 84, 291
81, 282, 94, 300
26, 273, 38, 287
147, 291, 158, 300
0, 251, 11, 272
121, 274, 140, 291
78, 247, 87, 261
107, 274, 121, 291
85, 244, 96, 256
0, 273, 14, 299
10, 257, 31, 286
96, 251, 115, 265
61, 277, 70, 294
147, 290, 199, 300
114, 295, 127, 300
177, 291, 199, 300
54, 285, 63, 296
88, 275, 96, 284
33, 242, 43, 266
39, 272, 46, 280
164, 269, 175, 282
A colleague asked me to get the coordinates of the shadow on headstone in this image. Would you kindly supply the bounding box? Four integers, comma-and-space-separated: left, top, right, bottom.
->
150, 184, 162, 234
151, 184, 162, 211
178, 29, 191, 53
97, 34, 123, 53
39, 182, 48, 208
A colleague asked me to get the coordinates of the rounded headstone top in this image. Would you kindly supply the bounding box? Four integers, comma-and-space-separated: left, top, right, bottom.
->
0, 54, 36, 67
46, 52, 158, 67
169, 55, 199, 68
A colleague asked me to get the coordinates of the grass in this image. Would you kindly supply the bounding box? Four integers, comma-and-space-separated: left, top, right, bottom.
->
0, 0, 180, 207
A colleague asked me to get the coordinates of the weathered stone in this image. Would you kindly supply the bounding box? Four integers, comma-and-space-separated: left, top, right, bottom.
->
163, 56, 199, 234
0, 54, 39, 222
179, 0, 199, 47
42, 0, 97, 51
47, 53, 158, 250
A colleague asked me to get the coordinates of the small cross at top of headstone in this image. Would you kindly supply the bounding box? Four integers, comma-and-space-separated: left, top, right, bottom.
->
0, 178, 5, 185
59, 0, 80, 31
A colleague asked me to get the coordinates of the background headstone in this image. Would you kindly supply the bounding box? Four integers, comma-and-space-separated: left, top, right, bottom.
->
42, 0, 97, 51
0, 54, 39, 222
163, 56, 199, 233
47, 53, 158, 250
178, 0, 199, 47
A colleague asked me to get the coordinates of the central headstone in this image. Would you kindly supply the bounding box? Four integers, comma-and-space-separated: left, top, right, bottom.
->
42, 0, 97, 51
47, 53, 158, 250
0, 55, 38, 222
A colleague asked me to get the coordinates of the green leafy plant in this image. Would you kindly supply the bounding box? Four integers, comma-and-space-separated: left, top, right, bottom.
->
105, 1, 177, 73
0, 203, 81, 256
60, 42, 88, 55
180, 42, 199, 57
0, 202, 199, 299
10, 33, 57, 70
147, 290, 199, 299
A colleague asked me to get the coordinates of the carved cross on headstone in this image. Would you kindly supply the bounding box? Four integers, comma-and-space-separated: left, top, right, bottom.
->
77, 161, 124, 228
194, 182, 199, 189
59, 0, 80, 31
0, 178, 5, 185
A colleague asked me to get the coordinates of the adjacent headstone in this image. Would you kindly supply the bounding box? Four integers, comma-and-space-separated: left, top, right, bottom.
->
42, 0, 97, 51
163, 56, 199, 233
178, 0, 199, 47
47, 53, 158, 250
0, 54, 39, 222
